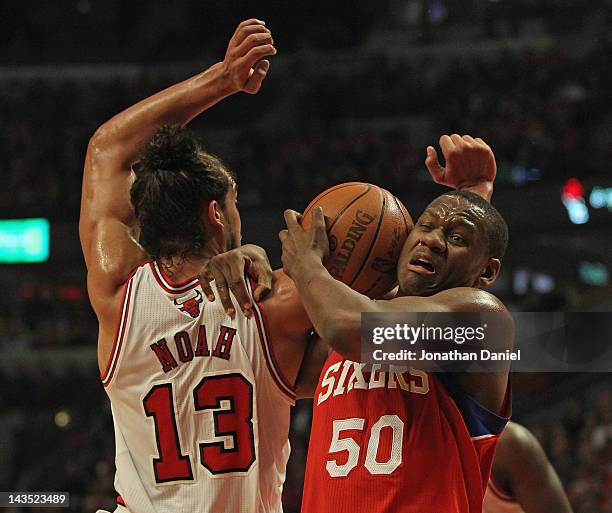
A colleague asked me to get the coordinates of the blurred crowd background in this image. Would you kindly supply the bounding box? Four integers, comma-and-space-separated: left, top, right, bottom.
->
1, 0, 611, 512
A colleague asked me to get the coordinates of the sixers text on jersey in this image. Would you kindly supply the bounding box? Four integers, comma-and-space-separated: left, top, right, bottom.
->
302, 351, 510, 513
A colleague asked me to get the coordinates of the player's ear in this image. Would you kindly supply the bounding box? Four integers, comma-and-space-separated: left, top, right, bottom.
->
477, 258, 501, 288
205, 200, 224, 230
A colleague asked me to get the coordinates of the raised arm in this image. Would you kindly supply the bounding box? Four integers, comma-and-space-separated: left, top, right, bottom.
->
79, 19, 275, 317
425, 134, 496, 201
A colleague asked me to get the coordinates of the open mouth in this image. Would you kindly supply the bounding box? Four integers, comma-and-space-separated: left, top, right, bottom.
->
408, 258, 436, 274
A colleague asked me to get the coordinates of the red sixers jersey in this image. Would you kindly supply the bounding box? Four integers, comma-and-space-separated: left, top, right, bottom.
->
301, 352, 510, 513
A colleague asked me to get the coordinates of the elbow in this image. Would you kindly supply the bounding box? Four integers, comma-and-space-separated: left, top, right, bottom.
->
85, 123, 126, 173
87, 124, 114, 155
85, 127, 108, 168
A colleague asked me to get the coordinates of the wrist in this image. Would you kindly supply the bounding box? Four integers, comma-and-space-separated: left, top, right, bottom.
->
293, 259, 327, 290
460, 181, 493, 202
206, 61, 239, 98
240, 244, 269, 265
239, 243, 264, 258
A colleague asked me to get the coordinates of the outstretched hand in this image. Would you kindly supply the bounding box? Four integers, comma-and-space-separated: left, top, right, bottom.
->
279, 207, 330, 281
425, 134, 496, 201
222, 18, 276, 94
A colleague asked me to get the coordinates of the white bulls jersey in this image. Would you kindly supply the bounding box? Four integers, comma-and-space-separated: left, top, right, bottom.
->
482, 479, 525, 513
100, 261, 295, 513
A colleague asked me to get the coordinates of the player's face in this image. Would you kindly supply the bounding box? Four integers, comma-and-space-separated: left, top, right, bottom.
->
397, 195, 490, 296
221, 183, 242, 251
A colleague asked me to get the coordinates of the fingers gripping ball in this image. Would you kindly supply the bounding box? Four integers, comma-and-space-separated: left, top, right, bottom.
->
301, 182, 413, 299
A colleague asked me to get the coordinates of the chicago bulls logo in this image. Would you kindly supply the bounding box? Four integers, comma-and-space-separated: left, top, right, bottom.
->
173, 290, 203, 318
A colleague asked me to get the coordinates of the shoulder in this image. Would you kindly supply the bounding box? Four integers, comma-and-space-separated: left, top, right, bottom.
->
499, 421, 540, 455
434, 287, 508, 313
384, 287, 510, 317
259, 269, 302, 314
495, 422, 543, 474
258, 269, 311, 341
268, 269, 298, 300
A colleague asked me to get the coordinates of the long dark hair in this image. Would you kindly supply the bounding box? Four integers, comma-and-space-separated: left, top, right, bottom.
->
130, 125, 234, 261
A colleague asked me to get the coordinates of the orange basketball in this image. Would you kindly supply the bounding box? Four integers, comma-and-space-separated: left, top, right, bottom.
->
301, 182, 413, 299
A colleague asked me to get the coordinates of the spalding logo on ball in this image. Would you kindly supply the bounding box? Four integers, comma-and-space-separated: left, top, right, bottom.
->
300, 182, 413, 299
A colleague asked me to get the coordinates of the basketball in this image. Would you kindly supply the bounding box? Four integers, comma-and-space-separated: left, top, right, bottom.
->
300, 182, 413, 299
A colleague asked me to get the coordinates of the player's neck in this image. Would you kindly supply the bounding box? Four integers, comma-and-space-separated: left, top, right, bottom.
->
158, 258, 205, 283
159, 245, 224, 283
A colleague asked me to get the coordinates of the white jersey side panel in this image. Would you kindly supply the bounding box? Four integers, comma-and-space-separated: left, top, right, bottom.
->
103, 262, 295, 513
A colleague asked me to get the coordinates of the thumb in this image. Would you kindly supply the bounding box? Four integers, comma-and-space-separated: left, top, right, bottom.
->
244, 59, 270, 94
425, 146, 444, 183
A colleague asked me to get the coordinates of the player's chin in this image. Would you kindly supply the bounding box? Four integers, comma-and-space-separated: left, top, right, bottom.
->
396, 270, 413, 292
398, 274, 438, 297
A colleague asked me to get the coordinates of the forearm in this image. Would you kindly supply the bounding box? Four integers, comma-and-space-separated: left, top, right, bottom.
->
293, 263, 376, 361
462, 181, 493, 202
88, 62, 233, 173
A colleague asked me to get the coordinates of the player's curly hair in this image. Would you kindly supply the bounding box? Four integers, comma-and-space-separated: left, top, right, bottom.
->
130, 125, 235, 261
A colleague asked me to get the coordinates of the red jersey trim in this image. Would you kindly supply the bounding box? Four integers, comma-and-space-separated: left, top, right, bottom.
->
247, 278, 296, 402
116, 495, 126, 507
150, 261, 200, 295
101, 276, 134, 387
488, 478, 515, 502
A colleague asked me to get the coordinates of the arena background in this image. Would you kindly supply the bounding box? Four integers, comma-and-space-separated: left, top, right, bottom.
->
0, 1, 610, 511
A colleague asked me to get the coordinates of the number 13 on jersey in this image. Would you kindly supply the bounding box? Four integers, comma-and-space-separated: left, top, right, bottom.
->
142, 372, 256, 483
